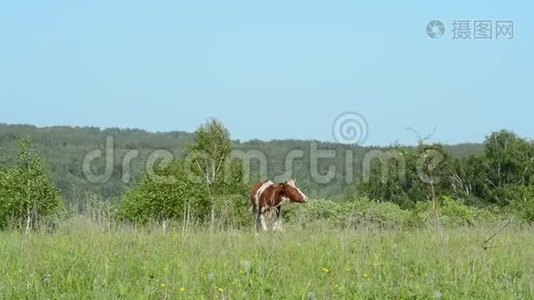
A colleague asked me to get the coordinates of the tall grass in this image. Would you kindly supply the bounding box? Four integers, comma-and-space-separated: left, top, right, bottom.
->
0, 216, 533, 299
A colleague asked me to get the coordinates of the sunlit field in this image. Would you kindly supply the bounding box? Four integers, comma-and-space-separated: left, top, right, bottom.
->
1, 219, 533, 299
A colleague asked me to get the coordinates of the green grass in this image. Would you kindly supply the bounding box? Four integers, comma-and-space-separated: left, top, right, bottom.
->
1, 219, 533, 299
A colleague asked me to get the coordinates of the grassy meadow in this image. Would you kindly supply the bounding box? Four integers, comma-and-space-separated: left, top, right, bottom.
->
1, 218, 533, 299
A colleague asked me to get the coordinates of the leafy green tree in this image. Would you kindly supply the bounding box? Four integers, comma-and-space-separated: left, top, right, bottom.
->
449, 155, 491, 206
355, 144, 452, 208
117, 119, 246, 228
485, 130, 533, 186
0, 138, 63, 231
187, 119, 245, 227
452, 130, 534, 206
187, 119, 243, 193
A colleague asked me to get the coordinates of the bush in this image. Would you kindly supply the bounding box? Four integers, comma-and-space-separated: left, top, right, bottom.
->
282, 196, 506, 229
210, 195, 251, 229
284, 198, 410, 229
509, 186, 534, 222
116, 159, 209, 224
411, 195, 502, 227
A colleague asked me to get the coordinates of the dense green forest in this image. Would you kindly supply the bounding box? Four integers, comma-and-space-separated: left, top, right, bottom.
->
0, 123, 483, 206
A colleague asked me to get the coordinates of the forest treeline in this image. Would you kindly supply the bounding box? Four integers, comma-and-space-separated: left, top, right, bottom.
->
0, 123, 483, 204
0, 121, 533, 228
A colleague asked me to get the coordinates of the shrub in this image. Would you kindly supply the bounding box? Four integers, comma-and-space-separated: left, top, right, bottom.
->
283, 196, 504, 229
509, 186, 534, 223
116, 159, 209, 224
284, 198, 410, 229
210, 195, 251, 229
411, 195, 502, 227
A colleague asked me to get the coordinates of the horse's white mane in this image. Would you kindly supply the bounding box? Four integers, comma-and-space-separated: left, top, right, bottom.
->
255, 180, 274, 205
287, 178, 297, 187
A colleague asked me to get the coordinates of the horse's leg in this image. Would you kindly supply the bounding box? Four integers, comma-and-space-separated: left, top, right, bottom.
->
252, 204, 258, 229
254, 207, 262, 232
259, 209, 268, 231
273, 206, 283, 231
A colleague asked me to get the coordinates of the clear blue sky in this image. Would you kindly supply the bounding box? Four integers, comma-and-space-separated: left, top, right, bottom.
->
1, 0, 532, 146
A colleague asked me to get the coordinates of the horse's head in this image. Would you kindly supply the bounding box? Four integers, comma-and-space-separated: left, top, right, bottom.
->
279, 179, 308, 203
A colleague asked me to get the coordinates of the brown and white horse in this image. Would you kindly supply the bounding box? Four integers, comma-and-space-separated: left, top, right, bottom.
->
249, 179, 308, 231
